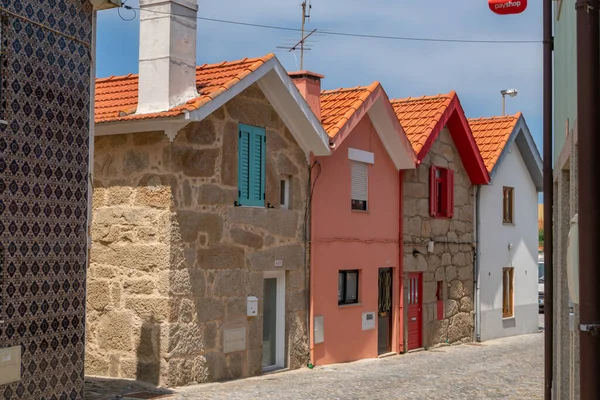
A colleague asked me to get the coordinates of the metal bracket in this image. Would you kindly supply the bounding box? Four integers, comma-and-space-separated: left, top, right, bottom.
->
580, 324, 600, 335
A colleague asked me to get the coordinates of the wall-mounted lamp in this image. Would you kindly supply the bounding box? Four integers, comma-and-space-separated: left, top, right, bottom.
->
508, 243, 514, 251
412, 249, 421, 257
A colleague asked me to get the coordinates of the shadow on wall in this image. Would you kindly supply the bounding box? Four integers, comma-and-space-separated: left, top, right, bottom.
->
136, 316, 161, 385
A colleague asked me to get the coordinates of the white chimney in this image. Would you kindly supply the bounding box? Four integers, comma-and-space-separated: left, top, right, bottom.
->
137, 0, 199, 115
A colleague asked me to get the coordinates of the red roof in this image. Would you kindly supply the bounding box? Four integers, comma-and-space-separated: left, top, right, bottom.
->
320, 83, 379, 138
95, 54, 274, 124
391, 91, 490, 185
468, 113, 521, 172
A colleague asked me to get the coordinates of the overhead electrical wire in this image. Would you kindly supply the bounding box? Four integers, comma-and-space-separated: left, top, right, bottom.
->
120, 5, 541, 45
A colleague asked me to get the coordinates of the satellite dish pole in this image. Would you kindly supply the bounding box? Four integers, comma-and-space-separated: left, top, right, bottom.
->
300, 1, 311, 69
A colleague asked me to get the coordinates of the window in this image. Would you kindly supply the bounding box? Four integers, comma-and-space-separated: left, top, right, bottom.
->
429, 166, 454, 218
238, 124, 266, 207
280, 176, 290, 209
351, 161, 368, 210
436, 281, 444, 320
338, 270, 359, 305
502, 267, 514, 318
503, 187, 514, 224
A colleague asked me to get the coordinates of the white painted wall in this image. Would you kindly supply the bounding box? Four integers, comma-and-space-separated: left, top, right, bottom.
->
479, 142, 539, 341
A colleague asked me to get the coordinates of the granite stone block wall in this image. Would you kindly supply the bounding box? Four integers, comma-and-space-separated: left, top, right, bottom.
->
87, 84, 309, 387
402, 128, 475, 348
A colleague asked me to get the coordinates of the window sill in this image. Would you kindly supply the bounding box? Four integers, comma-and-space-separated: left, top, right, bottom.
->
502, 222, 516, 226
502, 315, 515, 320
236, 204, 265, 209
338, 302, 362, 308
351, 209, 370, 214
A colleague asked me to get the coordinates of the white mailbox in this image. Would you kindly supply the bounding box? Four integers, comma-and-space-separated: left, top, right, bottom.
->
247, 296, 258, 316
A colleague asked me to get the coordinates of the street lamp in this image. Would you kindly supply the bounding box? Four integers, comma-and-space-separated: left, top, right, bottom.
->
501, 88, 518, 116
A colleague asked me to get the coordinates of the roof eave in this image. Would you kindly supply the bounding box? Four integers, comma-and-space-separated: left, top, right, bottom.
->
413, 93, 490, 185
186, 56, 330, 159
95, 114, 189, 140
366, 87, 417, 170
490, 115, 543, 191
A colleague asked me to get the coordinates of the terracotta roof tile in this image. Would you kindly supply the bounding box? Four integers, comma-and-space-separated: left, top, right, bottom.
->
390, 92, 455, 155
320, 82, 380, 138
468, 113, 521, 172
95, 54, 274, 124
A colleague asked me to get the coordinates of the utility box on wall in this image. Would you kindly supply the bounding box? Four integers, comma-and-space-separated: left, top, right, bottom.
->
247, 296, 258, 316
0, 346, 21, 385
314, 316, 324, 344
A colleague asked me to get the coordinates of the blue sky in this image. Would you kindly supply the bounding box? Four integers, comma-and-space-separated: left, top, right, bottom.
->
96, 0, 544, 200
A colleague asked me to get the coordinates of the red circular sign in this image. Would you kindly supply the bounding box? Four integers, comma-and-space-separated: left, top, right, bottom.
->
489, 0, 527, 15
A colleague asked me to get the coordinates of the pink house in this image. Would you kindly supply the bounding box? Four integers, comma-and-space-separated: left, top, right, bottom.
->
289, 72, 416, 366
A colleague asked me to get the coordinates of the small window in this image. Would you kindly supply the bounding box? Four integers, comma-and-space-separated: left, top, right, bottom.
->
503, 187, 514, 224
351, 161, 368, 211
338, 270, 359, 305
237, 124, 266, 207
280, 176, 290, 209
436, 281, 444, 320
502, 267, 514, 318
429, 166, 454, 218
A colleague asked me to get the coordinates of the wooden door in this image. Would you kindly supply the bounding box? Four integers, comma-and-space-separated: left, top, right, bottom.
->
407, 272, 422, 350
378, 268, 393, 355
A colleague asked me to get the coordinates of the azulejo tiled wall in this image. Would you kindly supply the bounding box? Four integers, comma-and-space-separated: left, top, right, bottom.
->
0, 0, 92, 399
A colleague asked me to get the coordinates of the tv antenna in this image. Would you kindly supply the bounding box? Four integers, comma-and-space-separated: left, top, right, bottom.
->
300, 1, 311, 69
275, 1, 317, 69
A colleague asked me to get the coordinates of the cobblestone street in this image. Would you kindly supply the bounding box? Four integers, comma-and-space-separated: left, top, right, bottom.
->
87, 322, 544, 400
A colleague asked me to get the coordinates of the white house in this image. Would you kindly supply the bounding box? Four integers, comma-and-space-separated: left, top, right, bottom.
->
469, 113, 543, 341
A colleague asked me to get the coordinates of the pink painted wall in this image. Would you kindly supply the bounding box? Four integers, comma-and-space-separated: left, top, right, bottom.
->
310, 114, 401, 366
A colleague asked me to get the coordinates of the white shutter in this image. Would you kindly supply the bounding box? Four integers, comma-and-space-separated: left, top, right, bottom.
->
351, 161, 368, 201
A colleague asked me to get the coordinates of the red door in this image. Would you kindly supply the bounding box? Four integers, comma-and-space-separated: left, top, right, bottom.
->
407, 272, 422, 350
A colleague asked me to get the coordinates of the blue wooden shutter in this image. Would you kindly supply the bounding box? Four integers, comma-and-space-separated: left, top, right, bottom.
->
238, 126, 251, 204
238, 124, 266, 206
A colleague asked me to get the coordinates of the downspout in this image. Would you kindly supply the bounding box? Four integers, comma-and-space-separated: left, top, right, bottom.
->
84, 9, 97, 356
542, 0, 554, 398
474, 185, 482, 342
305, 157, 313, 368
305, 157, 321, 368
398, 170, 405, 353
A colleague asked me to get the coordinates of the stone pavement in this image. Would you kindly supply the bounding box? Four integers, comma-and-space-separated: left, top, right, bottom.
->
85, 331, 543, 400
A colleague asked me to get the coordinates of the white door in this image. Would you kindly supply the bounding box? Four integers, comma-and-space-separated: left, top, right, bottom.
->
263, 271, 285, 371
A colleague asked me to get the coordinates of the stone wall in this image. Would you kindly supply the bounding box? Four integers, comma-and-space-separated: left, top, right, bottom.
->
87, 84, 310, 386
0, 1, 93, 398
403, 127, 475, 348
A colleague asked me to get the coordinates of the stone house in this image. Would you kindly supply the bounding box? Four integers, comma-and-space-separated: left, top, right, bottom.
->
391, 92, 490, 350
0, 1, 118, 398
86, 0, 330, 387
469, 113, 542, 342
304, 80, 416, 366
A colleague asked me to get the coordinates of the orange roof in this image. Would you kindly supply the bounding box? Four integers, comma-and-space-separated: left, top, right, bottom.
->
468, 113, 521, 172
320, 82, 379, 138
390, 91, 490, 185
95, 54, 274, 124
390, 92, 454, 155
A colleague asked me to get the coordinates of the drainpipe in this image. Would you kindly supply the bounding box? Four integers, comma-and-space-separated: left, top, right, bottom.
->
305, 157, 314, 368
474, 185, 482, 342
542, 0, 554, 398
575, 1, 600, 399
398, 170, 405, 353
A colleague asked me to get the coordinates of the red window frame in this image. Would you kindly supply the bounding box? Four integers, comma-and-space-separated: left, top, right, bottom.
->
429, 165, 454, 218
436, 281, 444, 320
